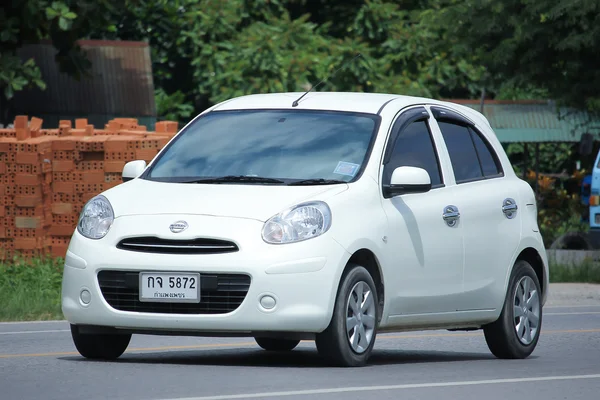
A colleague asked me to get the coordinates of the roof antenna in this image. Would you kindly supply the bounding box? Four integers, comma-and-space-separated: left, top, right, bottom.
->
292, 53, 362, 107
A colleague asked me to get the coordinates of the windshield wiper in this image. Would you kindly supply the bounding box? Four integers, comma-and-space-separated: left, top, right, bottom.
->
181, 175, 285, 184
288, 178, 347, 186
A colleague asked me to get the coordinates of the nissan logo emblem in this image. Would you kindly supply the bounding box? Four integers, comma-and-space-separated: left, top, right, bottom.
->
169, 221, 188, 233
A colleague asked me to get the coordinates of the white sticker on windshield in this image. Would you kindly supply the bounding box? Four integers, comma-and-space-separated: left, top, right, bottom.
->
334, 161, 360, 177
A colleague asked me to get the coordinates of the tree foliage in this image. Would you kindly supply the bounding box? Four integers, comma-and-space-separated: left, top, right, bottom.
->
434, 0, 600, 114
2, 0, 600, 126
93, 0, 484, 122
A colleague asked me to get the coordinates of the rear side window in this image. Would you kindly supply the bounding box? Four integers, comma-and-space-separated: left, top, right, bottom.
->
469, 127, 501, 177
438, 122, 481, 182
438, 121, 502, 183
385, 120, 443, 187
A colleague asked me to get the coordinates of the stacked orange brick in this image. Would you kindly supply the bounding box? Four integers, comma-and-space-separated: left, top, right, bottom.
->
0, 116, 178, 261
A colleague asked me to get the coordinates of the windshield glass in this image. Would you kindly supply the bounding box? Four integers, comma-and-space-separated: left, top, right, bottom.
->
143, 110, 379, 183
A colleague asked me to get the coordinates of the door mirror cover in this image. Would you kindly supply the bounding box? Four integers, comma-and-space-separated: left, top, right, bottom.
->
122, 160, 147, 182
384, 166, 432, 197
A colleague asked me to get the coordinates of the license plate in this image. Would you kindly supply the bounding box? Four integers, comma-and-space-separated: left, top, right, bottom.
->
139, 272, 200, 303
596, 214, 600, 224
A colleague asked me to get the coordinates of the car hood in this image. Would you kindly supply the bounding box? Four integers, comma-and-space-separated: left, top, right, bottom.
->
102, 178, 349, 222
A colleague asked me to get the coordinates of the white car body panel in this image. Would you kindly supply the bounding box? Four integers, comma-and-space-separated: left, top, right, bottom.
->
61, 91, 549, 341
452, 178, 523, 311
63, 214, 350, 333
105, 178, 349, 221
381, 184, 465, 316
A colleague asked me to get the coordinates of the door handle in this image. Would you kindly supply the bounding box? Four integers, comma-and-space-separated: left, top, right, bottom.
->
443, 205, 460, 227
502, 198, 518, 219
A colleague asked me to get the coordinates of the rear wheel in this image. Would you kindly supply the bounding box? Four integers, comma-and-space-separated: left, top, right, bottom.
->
254, 337, 300, 351
70, 324, 131, 360
483, 260, 542, 359
315, 264, 378, 367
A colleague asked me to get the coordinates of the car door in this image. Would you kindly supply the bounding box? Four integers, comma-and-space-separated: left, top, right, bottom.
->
430, 106, 522, 311
379, 106, 465, 316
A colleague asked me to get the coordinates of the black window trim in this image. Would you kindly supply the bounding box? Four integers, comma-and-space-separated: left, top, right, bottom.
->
382, 106, 445, 191
430, 106, 504, 185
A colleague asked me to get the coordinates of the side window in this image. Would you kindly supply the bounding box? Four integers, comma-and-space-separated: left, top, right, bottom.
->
469, 127, 503, 177
438, 121, 503, 183
438, 122, 482, 182
384, 120, 443, 187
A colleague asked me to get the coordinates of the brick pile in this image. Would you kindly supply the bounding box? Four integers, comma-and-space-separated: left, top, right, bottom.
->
0, 116, 179, 261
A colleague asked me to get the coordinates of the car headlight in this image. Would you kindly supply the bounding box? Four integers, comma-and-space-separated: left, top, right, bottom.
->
262, 201, 332, 244
77, 195, 114, 239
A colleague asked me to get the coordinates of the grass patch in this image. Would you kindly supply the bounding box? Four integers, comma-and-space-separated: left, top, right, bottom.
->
0, 256, 64, 322
549, 261, 600, 284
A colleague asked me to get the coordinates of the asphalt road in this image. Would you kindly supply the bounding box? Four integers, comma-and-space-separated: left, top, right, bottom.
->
2, 294, 600, 400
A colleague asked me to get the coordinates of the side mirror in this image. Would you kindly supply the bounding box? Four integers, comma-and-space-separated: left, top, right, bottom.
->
122, 160, 147, 182
384, 166, 431, 198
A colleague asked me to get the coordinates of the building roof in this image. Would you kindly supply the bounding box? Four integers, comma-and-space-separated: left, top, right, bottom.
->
451, 100, 600, 143
13, 40, 156, 128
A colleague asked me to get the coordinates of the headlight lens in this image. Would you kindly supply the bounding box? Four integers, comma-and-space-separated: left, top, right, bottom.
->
77, 195, 114, 239
262, 201, 332, 244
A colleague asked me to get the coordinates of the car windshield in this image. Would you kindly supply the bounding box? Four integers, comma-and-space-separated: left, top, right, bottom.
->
143, 109, 379, 184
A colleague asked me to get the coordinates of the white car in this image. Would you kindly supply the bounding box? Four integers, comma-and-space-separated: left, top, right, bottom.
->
61, 92, 548, 367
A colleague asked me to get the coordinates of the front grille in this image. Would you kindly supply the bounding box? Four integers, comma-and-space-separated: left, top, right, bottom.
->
97, 270, 251, 314
116, 236, 239, 254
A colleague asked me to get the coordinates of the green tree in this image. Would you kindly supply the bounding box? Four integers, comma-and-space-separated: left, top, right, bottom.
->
433, 0, 600, 114
100, 0, 380, 123
285, 0, 486, 98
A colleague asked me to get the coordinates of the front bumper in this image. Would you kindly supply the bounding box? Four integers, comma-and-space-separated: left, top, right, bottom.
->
61, 214, 350, 335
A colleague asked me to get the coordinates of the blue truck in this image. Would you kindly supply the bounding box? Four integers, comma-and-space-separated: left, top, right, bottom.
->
547, 154, 598, 250
560, 152, 600, 249
589, 151, 600, 229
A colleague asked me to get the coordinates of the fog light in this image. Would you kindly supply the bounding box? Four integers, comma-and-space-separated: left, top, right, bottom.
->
80, 289, 91, 305
259, 295, 276, 310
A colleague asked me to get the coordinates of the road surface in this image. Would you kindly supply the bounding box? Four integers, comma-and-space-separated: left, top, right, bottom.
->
1, 284, 599, 400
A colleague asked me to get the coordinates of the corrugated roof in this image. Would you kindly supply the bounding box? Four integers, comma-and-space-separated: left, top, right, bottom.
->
13, 40, 156, 126
450, 100, 600, 143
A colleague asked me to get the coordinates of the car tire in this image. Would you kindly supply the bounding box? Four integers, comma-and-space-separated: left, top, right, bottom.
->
315, 264, 378, 367
254, 337, 300, 351
483, 260, 543, 359
70, 324, 131, 360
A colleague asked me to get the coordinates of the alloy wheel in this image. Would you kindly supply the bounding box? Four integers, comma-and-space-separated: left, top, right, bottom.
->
513, 276, 540, 345
346, 281, 376, 353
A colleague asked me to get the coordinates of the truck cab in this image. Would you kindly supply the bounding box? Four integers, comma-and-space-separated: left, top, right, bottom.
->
589, 150, 600, 229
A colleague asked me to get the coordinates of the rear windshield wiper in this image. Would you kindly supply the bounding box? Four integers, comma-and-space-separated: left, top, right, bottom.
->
288, 178, 347, 186
181, 175, 285, 184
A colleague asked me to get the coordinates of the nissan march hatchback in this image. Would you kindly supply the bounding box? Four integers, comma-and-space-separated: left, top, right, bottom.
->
62, 92, 549, 367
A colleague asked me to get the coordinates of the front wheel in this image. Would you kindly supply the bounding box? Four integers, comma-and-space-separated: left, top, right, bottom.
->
70, 324, 131, 360
483, 260, 543, 359
315, 264, 378, 367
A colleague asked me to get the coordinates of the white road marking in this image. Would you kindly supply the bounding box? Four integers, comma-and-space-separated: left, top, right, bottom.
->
0, 329, 69, 335
0, 320, 66, 325
545, 311, 600, 316
162, 374, 600, 400
544, 304, 600, 309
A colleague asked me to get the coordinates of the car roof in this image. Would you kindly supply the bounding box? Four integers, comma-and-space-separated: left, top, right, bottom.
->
211, 91, 490, 127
